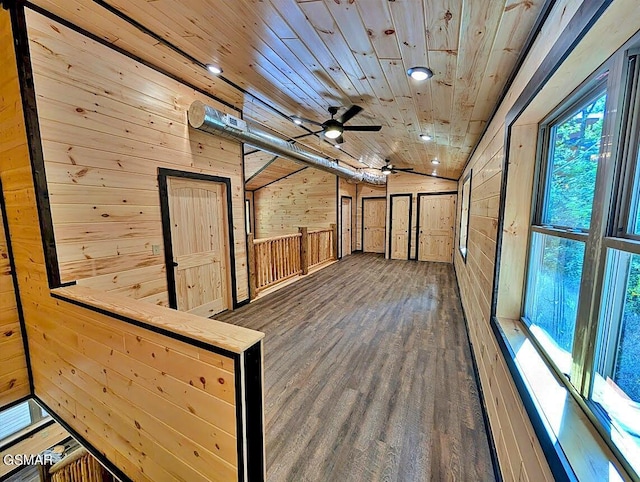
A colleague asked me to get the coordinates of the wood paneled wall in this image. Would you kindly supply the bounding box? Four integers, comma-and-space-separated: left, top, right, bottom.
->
0, 198, 29, 408
355, 183, 386, 251
386, 173, 457, 259
25, 10, 248, 305
1, 7, 264, 481
253, 167, 337, 238
452, 1, 587, 480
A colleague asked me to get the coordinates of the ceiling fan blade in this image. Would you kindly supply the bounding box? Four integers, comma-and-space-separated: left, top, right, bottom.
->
337, 105, 363, 124
342, 125, 382, 132
395, 168, 414, 172
292, 116, 324, 127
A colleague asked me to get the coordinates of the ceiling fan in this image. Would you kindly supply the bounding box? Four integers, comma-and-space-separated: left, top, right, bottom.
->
375, 161, 414, 175
292, 105, 382, 144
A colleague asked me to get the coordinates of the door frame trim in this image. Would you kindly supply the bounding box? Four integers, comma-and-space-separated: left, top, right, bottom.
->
415, 191, 458, 262
158, 168, 238, 311
388, 193, 413, 260
361, 196, 386, 253
339, 195, 353, 259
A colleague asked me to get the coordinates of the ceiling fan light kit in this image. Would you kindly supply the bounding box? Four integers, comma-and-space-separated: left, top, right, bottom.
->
420, 134, 432, 141
407, 66, 433, 81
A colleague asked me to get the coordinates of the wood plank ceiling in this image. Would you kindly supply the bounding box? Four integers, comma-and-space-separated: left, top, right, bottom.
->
30, 0, 544, 187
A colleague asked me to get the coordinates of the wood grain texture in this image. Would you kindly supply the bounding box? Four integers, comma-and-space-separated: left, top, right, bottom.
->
0, 203, 30, 408
26, 9, 249, 303
254, 167, 337, 238
451, 1, 589, 480
417, 194, 456, 263
218, 253, 496, 482
0, 9, 263, 481
28, 0, 545, 179
387, 172, 457, 260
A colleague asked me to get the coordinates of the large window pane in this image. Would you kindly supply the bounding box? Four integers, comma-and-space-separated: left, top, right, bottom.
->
592, 250, 640, 476
543, 90, 607, 230
525, 232, 585, 374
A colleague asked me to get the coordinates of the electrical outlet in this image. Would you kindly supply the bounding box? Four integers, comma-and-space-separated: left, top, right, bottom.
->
152, 244, 160, 255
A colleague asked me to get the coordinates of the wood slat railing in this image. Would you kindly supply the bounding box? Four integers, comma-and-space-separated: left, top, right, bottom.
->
253, 233, 302, 292
248, 224, 337, 297
308, 228, 334, 269
49, 449, 113, 482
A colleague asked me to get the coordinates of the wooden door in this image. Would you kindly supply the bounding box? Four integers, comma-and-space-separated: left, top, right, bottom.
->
362, 198, 385, 253
390, 195, 411, 260
341, 197, 352, 257
417, 194, 456, 263
167, 178, 230, 317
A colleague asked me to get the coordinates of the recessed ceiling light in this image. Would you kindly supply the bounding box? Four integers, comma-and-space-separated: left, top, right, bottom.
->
206, 64, 223, 75
420, 134, 432, 141
334, 144, 341, 149
431, 159, 440, 165
407, 66, 433, 81
292, 117, 303, 125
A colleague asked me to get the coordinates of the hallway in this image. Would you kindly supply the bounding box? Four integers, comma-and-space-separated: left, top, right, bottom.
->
218, 253, 496, 481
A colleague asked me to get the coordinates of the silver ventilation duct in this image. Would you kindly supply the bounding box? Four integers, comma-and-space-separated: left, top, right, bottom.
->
188, 101, 387, 185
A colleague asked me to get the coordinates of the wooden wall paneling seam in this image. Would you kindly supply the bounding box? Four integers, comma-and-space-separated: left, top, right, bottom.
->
485, 2, 615, 479
9, 2, 60, 289
360, 196, 386, 255
0, 178, 33, 398
461, 0, 558, 179
32, 395, 134, 482
452, 268, 503, 482
157, 169, 238, 310
414, 191, 458, 262
388, 193, 412, 261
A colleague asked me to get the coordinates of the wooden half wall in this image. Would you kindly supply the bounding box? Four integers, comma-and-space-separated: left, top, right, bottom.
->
24, 8, 248, 306
0, 5, 265, 481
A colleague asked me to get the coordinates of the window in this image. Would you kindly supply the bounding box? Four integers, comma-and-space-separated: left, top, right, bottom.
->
522, 48, 640, 479
0, 399, 49, 444
525, 83, 607, 376
459, 171, 471, 260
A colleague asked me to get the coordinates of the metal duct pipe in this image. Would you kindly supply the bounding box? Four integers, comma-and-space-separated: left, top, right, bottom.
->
188, 101, 387, 185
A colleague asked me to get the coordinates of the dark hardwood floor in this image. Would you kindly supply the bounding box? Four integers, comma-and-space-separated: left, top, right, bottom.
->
218, 253, 496, 482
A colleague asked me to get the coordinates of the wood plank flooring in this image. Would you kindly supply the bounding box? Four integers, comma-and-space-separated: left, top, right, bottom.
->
218, 253, 496, 481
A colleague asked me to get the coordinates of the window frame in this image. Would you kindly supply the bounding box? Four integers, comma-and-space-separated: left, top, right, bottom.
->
523, 72, 612, 386
519, 42, 640, 480
458, 170, 472, 261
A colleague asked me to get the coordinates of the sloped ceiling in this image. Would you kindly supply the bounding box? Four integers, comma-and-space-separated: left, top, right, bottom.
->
31, 0, 545, 184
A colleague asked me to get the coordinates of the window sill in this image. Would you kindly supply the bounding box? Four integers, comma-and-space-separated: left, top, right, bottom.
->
493, 317, 630, 482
